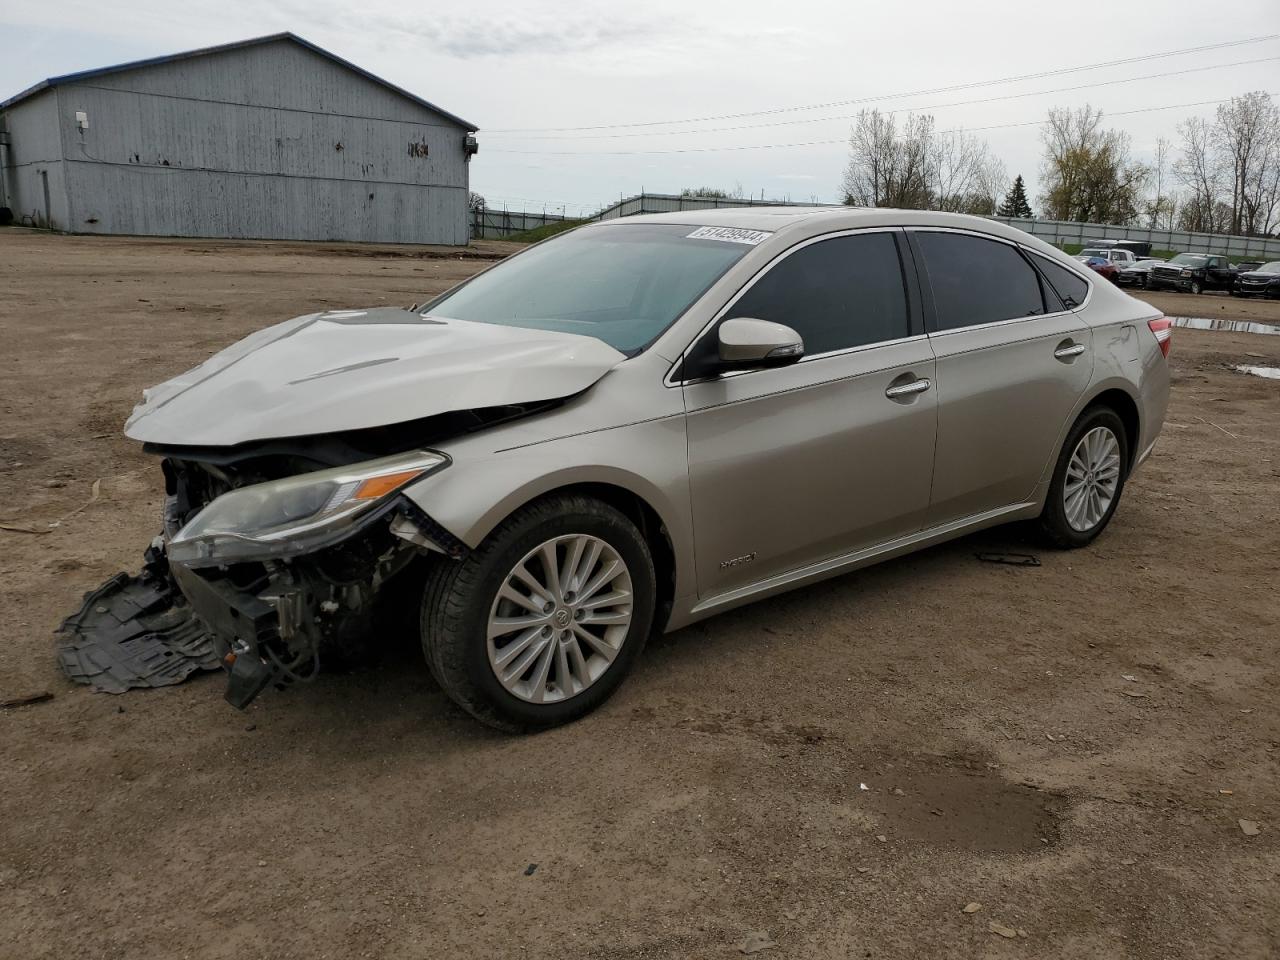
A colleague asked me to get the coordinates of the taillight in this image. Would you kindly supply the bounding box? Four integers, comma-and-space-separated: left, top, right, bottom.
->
1147, 317, 1172, 358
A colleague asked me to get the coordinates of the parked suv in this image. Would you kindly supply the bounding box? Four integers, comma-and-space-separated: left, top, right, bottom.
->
66, 210, 1172, 731
1147, 253, 1236, 294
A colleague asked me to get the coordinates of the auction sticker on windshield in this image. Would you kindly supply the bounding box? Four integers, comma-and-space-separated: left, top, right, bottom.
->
686, 226, 773, 245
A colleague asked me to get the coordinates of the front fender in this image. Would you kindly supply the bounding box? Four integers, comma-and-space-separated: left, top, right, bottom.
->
400, 414, 697, 603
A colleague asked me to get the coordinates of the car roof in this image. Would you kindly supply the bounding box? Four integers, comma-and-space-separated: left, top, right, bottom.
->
592, 206, 1044, 243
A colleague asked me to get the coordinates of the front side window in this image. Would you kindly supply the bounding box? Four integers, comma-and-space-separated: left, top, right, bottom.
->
725, 232, 909, 355
914, 232, 1046, 331
424, 224, 753, 354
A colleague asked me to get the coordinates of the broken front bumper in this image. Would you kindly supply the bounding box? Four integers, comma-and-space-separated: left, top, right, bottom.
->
58, 497, 450, 709
168, 562, 291, 708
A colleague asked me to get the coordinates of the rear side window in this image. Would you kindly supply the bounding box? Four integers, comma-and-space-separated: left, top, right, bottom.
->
1030, 253, 1090, 309
914, 232, 1047, 331
727, 232, 909, 354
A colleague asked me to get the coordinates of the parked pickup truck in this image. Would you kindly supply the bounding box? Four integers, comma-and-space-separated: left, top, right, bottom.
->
1146, 253, 1236, 295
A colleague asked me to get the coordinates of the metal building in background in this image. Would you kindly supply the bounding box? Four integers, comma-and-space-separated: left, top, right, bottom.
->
0, 33, 479, 244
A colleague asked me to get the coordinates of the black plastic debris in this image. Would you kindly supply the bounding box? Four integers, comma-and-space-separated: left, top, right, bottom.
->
56, 571, 219, 693
975, 552, 1041, 567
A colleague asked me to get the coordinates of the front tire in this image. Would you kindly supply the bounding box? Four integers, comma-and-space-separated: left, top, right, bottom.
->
1039, 407, 1129, 549
421, 494, 656, 731
1190, 280, 1203, 295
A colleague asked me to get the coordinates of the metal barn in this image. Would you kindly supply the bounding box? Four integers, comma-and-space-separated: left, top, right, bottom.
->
0, 33, 478, 244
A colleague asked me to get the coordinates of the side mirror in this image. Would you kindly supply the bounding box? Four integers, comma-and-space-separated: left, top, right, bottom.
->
717, 317, 804, 369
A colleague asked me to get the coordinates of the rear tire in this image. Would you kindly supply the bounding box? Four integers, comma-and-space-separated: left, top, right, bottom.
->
1039, 407, 1130, 549
421, 494, 655, 732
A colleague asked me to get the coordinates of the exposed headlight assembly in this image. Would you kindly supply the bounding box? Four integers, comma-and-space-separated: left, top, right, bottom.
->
168, 451, 448, 566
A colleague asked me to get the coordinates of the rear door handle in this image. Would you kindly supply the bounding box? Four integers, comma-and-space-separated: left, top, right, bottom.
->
1054, 342, 1086, 361
885, 378, 931, 399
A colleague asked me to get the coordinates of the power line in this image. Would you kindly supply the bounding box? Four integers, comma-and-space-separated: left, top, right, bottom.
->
485, 33, 1280, 134
488, 56, 1280, 141
485, 94, 1271, 157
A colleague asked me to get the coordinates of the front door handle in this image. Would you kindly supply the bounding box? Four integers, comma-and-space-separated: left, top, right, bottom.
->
1054, 342, 1086, 361
885, 378, 931, 399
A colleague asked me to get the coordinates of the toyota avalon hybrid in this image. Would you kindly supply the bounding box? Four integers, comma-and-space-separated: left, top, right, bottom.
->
67, 208, 1171, 730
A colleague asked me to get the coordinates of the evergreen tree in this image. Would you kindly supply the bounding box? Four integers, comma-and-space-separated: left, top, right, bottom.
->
997, 175, 1033, 218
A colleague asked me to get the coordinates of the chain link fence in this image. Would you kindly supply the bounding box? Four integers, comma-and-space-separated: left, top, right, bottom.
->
476, 192, 1280, 257
471, 206, 572, 240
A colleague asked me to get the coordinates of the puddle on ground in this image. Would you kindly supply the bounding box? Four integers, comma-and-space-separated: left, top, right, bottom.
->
1170, 316, 1280, 336
1235, 364, 1280, 380
861, 754, 1068, 854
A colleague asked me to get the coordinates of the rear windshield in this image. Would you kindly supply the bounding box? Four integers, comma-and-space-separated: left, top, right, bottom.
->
423, 223, 756, 354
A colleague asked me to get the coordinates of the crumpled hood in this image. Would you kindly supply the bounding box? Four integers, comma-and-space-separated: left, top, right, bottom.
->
125, 307, 626, 447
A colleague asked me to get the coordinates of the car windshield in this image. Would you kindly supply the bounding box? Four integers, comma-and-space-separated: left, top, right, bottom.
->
1255, 261, 1280, 273
1080, 249, 1110, 258
1169, 253, 1209, 265
422, 223, 756, 354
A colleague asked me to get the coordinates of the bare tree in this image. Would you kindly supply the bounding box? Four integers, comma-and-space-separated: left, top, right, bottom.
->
1038, 106, 1148, 224
841, 110, 1003, 213
1173, 116, 1223, 232
1144, 137, 1177, 230
1256, 156, 1280, 234
1217, 92, 1280, 234
1175, 93, 1280, 236
931, 128, 1006, 214
841, 110, 932, 209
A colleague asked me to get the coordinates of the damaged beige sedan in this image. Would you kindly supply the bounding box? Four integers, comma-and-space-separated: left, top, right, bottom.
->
61, 208, 1171, 731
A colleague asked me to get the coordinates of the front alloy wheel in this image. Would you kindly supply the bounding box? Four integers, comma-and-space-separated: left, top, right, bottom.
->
421, 494, 655, 731
487, 534, 634, 704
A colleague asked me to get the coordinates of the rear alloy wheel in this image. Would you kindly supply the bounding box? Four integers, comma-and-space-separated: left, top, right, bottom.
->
1039, 407, 1129, 548
421, 494, 655, 731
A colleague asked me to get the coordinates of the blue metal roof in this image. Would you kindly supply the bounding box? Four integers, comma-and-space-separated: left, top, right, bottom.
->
0, 32, 478, 130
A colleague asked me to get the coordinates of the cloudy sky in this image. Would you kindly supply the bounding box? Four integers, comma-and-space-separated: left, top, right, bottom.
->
5, 0, 1279, 216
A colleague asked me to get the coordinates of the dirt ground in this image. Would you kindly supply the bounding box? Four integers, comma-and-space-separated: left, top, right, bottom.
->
1, 229, 1278, 960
